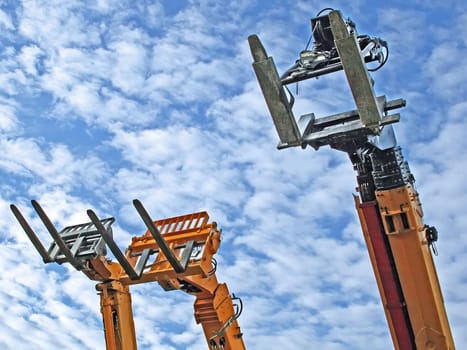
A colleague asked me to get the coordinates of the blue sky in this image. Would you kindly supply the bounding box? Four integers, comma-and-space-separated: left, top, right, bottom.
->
0, 0, 466, 349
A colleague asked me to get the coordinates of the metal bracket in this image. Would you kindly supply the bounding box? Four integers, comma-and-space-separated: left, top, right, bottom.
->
249, 10, 397, 154
248, 34, 302, 149
133, 199, 194, 274
11, 200, 147, 281
86, 209, 142, 280
328, 10, 384, 129
10, 200, 113, 271
300, 97, 405, 151
11, 200, 199, 281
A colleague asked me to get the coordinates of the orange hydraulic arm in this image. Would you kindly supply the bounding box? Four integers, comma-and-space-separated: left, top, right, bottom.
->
10, 199, 246, 350
98, 281, 137, 350
249, 8, 455, 349
352, 147, 455, 349
376, 183, 454, 348
355, 198, 414, 349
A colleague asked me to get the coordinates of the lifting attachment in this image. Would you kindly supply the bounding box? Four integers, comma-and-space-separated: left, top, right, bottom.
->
248, 9, 402, 152
11, 200, 246, 350
249, 8, 455, 350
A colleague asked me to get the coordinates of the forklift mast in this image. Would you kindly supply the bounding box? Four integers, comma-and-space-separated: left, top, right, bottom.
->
249, 8, 455, 350
11, 199, 245, 350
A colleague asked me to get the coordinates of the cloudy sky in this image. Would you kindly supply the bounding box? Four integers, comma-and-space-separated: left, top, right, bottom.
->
0, 0, 466, 349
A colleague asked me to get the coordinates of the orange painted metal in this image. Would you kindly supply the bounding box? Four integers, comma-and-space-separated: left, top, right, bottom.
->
376, 185, 455, 350
11, 201, 246, 350
98, 210, 245, 350
194, 282, 246, 350
97, 281, 137, 350
355, 196, 414, 349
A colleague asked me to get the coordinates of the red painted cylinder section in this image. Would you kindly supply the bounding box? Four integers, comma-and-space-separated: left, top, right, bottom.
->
360, 201, 414, 350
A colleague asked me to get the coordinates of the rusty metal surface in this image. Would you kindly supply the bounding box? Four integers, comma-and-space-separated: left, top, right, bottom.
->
329, 10, 382, 129
248, 35, 301, 149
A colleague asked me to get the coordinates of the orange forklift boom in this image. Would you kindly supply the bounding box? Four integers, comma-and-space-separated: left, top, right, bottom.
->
249, 8, 455, 350
10, 199, 245, 350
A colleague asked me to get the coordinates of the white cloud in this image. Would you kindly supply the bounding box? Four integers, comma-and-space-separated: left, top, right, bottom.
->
0, 100, 19, 133
0, 1, 466, 349
423, 43, 467, 100
0, 137, 107, 191
109, 124, 251, 223
18, 0, 101, 48
18, 45, 43, 76
0, 8, 14, 29
109, 39, 148, 95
